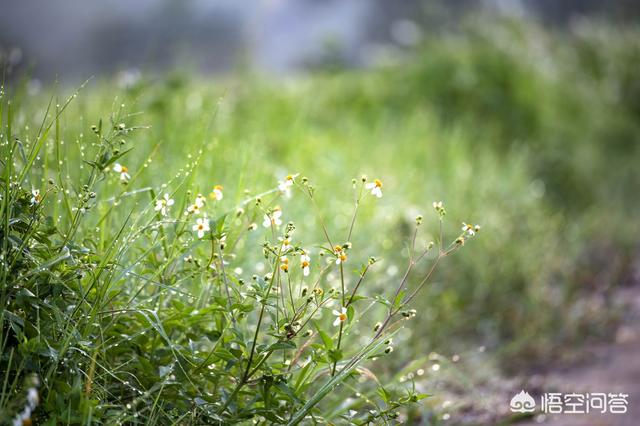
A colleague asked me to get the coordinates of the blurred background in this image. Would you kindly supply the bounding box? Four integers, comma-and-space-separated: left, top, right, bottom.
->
2, 1, 640, 424
2, 0, 640, 81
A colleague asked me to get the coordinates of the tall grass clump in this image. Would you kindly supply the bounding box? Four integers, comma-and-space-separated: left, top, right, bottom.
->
0, 82, 480, 424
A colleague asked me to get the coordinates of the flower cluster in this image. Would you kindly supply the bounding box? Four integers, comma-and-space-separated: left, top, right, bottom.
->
334, 245, 348, 264
456, 221, 481, 245
134, 170, 479, 424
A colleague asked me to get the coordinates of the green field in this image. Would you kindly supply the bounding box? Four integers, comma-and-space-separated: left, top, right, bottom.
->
2, 18, 639, 424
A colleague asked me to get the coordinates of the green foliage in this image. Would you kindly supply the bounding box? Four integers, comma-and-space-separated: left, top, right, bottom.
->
0, 84, 479, 423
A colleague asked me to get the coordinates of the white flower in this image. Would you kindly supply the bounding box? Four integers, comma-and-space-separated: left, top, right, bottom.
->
192, 217, 210, 239
195, 193, 206, 208
186, 203, 201, 215
154, 193, 174, 216
279, 237, 292, 252
365, 178, 383, 198
262, 208, 283, 227
332, 307, 348, 326
300, 252, 311, 276
278, 174, 296, 198
334, 246, 347, 265
210, 185, 223, 201
30, 189, 41, 206
112, 163, 131, 182
461, 222, 479, 236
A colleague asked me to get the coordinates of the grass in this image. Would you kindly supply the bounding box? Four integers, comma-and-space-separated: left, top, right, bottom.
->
1, 16, 639, 424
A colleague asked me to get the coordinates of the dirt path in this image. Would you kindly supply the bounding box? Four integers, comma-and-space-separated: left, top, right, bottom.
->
516, 286, 640, 426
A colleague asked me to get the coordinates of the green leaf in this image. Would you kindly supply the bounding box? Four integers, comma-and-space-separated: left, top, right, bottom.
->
216, 214, 227, 235
328, 349, 343, 363
265, 340, 296, 352
346, 305, 355, 322
213, 348, 235, 361
315, 323, 333, 350
101, 148, 133, 170
393, 290, 405, 309
274, 381, 304, 403
377, 386, 391, 403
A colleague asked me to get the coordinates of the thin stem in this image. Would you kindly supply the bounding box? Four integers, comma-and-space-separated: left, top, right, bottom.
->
346, 182, 364, 242
287, 271, 296, 314
346, 264, 370, 307
216, 241, 236, 325
331, 262, 346, 376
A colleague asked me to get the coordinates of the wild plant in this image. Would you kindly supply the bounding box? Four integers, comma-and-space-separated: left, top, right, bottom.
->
0, 86, 479, 425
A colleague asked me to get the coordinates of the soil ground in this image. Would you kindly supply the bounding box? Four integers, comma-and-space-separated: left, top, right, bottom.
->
515, 286, 640, 426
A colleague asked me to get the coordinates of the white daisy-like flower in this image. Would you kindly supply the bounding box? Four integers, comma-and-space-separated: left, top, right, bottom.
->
192, 217, 210, 239
332, 307, 348, 326
30, 189, 41, 206
278, 174, 296, 198
112, 163, 131, 182
334, 245, 348, 265
195, 193, 206, 208
154, 193, 174, 216
365, 178, 383, 198
262, 207, 283, 227
210, 185, 223, 201
461, 222, 479, 236
279, 237, 292, 252
186, 203, 201, 215
300, 251, 311, 276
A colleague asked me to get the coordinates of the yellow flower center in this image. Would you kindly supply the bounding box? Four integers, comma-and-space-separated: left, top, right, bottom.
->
374, 179, 382, 188
301, 261, 309, 268
338, 313, 347, 321
121, 166, 128, 173
198, 224, 204, 230
214, 185, 223, 191
339, 254, 347, 262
